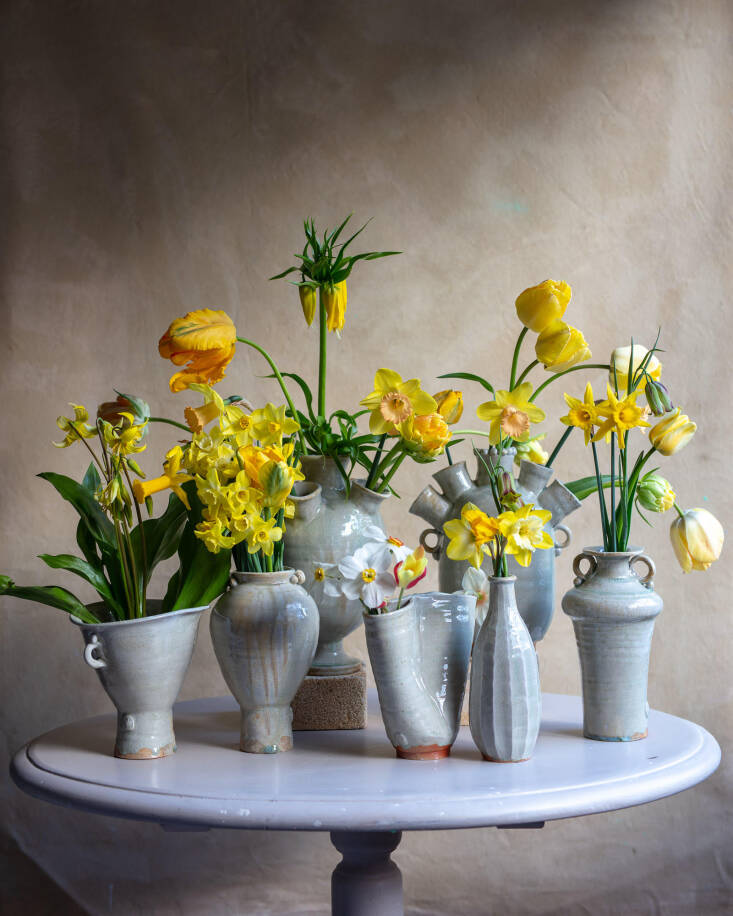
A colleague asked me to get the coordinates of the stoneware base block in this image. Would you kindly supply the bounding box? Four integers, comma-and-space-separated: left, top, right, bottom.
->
396, 744, 451, 761
292, 664, 367, 731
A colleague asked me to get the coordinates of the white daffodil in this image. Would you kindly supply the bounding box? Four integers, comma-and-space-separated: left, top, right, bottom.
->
307, 561, 342, 599
362, 525, 413, 566
461, 565, 491, 627
336, 542, 396, 610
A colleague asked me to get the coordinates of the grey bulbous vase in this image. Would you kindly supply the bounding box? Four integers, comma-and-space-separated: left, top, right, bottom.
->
562, 547, 663, 742
285, 456, 389, 675
72, 601, 207, 759
410, 448, 581, 642
469, 576, 540, 763
364, 591, 475, 760
210, 569, 319, 754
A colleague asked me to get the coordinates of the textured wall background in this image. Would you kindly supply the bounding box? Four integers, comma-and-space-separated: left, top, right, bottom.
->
1, 1, 731, 913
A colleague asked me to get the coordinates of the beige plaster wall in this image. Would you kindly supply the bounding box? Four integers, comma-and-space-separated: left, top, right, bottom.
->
1, 1, 731, 913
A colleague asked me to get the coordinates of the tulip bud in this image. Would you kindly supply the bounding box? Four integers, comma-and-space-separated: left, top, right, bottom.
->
637, 472, 675, 513
649, 408, 696, 456
515, 280, 571, 333
433, 389, 464, 424
259, 460, 293, 507
535, 320, 592, 373
97, 392, 150, 433
499, 472, 524, 511
395, 546, 428, 589
609, 344, 662, 394
670, 508, 724, 573
299, 285, 317, 326
644, 379, 674, 416
514, 437, 548, 466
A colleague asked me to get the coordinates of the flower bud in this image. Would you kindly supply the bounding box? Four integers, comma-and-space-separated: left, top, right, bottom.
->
609, 344, 662, 394
433, 389, 464, 424
649, 408, 696, 456
514, 437, 548, 466
97, 392, 150, 432
535, 320, 592, 373
670, 508, 723, 573
515, 280, 571, 333
644, 379, 674, 416
299, 285, 317, 326
499, 472, 524, 511
637, 472, 675, 513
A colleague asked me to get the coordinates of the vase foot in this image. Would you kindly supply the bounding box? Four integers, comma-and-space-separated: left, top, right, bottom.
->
584, 729, 648, 742
482, 754, 530, 763
240, 705, 293, 754
113, 710, 176, 759
396, 744, 451, 761
309, 661, 363, 677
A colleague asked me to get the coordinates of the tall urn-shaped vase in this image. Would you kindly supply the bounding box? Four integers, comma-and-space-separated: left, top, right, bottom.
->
469, 576, 541, 762
411, 449, 581, 641
285, 456, 389, 675
562, 548, 663, 741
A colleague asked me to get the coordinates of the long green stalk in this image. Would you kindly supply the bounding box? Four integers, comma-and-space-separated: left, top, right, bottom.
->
365, 434, 387, 489
591, 441, 610, 551
149, 416, 190, 432
318, 289, 327, 418
509, 327, 529, 389
546, 426, 574, 468
529, 364, 611, 402
514, 359, 539, 388
376, 452, 407, 493
610, 434, 617, 551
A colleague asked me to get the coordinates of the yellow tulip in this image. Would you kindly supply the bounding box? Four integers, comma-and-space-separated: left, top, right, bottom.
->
636, 473, 675, 513
476, 382, 546, 444
299, 286, 317, 326
433, 389, 464, 424
515, 280, 571, 333
670, 508, 723, 573
649, 408, 696, 456
360, 369, 437, 435
514, 437, 549, 465
323, 282, 347, 333
609, 344, 662, 394
395, 546, 428, 589
398, 412, 451, 458
535, 319, 592, 373
159, 309, 237, 393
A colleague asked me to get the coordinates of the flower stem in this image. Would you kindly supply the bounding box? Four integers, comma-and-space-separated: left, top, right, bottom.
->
529, 364, 611, 402
673, 502, 685, 520
509, 327, 529, 389
318, 288, 327, 418
610, 434, 617, 551
546, 426, 574, 468
591, 441, 610, 551
365, 434, 386, 490
149, 416, 190, 432
514, 359, 539, 389
376, 451, 407, 493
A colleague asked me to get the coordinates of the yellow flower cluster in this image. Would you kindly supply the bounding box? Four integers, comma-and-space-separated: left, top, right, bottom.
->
443, 502, 553, 570
515, 280, 592, 373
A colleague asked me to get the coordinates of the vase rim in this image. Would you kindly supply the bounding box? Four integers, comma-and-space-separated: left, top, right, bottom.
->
581, 545, 645, 556
290, 480, 321, 501
70, 600, 208, 629
230, 568, 296, 584
363, 598, 411, 621
488, 574, 517, 583
351, 478, 390, 500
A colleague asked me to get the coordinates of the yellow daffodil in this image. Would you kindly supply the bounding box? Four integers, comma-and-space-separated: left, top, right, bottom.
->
476, 382, 546, 444
299, 286, 317, 326
592, 385, 650, 449
360, 369, 437, 435
250, 403, 300, 447
514, 436, 548, 465
184, 383, 227, 433
649, 408, 696, 456
433, 389, 463, 424
670, 508, 723, 573
443, 503, 500, 569
101, 413, 148, 457
499, 505, 554, 567
245, 516, 283, 556
194, 517, 235, 553
53, 404, 98, 448
515, 280, 571, 333
159, 309, 237, 393
133, 446, 193, 509
397, 412, 451, 459
561, 382, 598, 445
185, 426, 238, 478
609, 344, 662, 394
323, 282, 347, 333
535, 319, 592, 373
395, 546, 428, 589
636, 473, 676, 513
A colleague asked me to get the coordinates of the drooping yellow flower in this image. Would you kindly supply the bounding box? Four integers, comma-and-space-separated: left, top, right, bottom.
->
609, 344, 662, 394
360, 369, 437, 435
535, 319, 592, 373
443, 503, 500, 569
299, 286, 317, 326
515, 280, 571, 333
185, 426, 238, 478
250, 403, 300, 447
592, 385, 650, 449
245, 516, 283, 556
476, 382, 546, 444
323, 282, 347, 333
397, 412, 451, 459
159, 309, 237, 393
649, 408, 696, 456
133, 445, 194, 509
433, 389, 463, 425
670, 508, 723, 573
54, 404, 98, 448
499, 504, 554, 567
561, 382, 598, 446
101, 413, 148, 457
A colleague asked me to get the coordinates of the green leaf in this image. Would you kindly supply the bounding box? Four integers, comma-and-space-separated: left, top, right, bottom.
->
81, 462, 101, 493
269, 265, 300, 281
0, 581, 99, 622
565, 475, 613, 501
76, 518, 100, 567
130, 492, 188, 588
438, 372, 495, 395
38, 471, 116, 551
38, 553, 125, 618
268, 371, 316, 422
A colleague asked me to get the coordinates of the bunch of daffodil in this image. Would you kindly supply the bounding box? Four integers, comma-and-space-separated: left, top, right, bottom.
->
560, 336, 723, 571
358, 369, 463, 492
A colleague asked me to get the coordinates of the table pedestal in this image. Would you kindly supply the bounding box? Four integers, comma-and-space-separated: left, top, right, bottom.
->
331, 831, 403, 916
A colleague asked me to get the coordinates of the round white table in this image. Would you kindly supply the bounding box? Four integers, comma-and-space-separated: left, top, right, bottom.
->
11, 690, 720, 916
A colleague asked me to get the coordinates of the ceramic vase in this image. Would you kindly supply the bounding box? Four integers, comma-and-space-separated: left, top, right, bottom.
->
363, 591, 475, 760
562, 547, 663, 741
72, 601, 207, 759
285, 456, 389, 675
469, 576, 540, 763
210, 569, 319, 753
410, 449, 580, 642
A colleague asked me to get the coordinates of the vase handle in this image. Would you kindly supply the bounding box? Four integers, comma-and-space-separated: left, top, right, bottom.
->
572, 551, 597, 586
83, 634, 106, 669
419, 528, 442, 561
630, 553, 655, 589
289, 570, 306, 586
553, 524, 571, 556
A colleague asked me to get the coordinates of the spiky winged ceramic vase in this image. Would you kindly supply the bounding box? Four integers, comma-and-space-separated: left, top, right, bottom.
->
410, 448, 581, 642
562, 547, 663, 742
284, 456, 389, 675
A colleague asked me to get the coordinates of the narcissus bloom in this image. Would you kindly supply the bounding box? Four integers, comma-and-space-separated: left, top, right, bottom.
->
499, 505, 554, 567
133, 446, 193, 509
535, 320, 591, 373
670, 508, 723, 573
649, 408, 696, 456
561, 382, 598, 445
433, 389, 463, 424
461, 565, 490, 626
609, 344, 662, 394
54, 404, 98, 448
515, 280, 571, 333
250, 403, 300, 447
336, 543, 396, 609
159, 309, 236, 392
443, 503, 500, 569
360, 369, 437, 435
593, 385, 650, 449
245, 516, 283, 556
361, 525, 412, 566
476, 382, 546, 444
